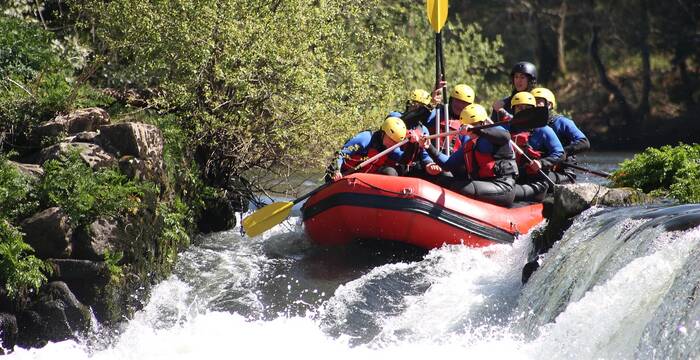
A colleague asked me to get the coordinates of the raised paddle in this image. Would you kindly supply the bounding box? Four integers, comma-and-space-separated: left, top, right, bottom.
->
560, 162, 612, 178
423, 106, 549, 140
426, 0, 449, 153
242, 138, 409, 237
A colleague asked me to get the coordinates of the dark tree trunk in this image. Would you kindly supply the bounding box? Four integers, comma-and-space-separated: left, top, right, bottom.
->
556, 0, 568, 76
534, 12, 557, 84
637, 0, 652, 120
589, 26, 634, 122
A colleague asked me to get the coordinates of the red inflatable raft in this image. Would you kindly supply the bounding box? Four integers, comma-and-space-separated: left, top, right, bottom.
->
301, 173, 544, 249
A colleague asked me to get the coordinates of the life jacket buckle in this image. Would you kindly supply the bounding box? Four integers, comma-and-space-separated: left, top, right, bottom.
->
401, 188, 413, 195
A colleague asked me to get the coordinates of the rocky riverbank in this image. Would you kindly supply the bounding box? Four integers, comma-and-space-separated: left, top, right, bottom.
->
0, 108, 240, 353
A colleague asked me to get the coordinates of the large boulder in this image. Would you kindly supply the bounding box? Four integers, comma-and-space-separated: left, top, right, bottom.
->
7, 161, 43, 180
16, 282, 91, 348
97, 123, 164, 182
20, 207, 72, 259
39, 142, 117, 170
0, 313, 18, 352
97, 122, 163, 162
47, 259, 110, 306
33, 108, 110, 139
72, 218, 119, 261
526, 183, 653, 282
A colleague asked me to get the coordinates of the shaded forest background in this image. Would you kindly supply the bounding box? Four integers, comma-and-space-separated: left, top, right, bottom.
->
1, 0, 699, 199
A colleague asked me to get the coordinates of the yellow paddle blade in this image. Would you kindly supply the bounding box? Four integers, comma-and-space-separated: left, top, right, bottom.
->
242, 202, 294, 237
426, 0, 449, 32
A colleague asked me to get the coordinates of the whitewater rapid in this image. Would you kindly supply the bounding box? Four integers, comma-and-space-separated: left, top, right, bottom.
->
8, 204, 700, 359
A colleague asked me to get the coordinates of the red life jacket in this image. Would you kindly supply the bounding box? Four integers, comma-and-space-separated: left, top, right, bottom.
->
463, 136, 498, 179
341, 147, 393, 174
512, 131, 542, 160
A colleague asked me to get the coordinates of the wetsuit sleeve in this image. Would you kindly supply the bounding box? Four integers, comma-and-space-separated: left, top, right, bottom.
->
418, 125, 434, 165
475, 126, 510, 146
334, 131, 372, 171
560, 117, 590, 155
426, 141, 466, 173
539, 127, 565, 170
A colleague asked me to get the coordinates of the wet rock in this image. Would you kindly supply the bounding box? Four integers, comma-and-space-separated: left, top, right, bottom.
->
39, 142, 117, 170
20, 207, 72, 259
15, 310, 45, 348
198, 195, 237, 233
0, 313, 18, 351
73, 219, 118, 261
47, 259, 110, 306
34, 108, 110, 139
16, 282, 91, 348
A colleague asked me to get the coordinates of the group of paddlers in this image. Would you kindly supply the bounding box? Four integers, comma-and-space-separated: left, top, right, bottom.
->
325, 61, 589, 208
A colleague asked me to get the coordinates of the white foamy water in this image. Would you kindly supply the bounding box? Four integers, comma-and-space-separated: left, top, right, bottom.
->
7, 206, 700, 359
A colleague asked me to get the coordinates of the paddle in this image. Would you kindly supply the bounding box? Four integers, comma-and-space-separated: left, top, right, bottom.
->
427, 0, 449, 153
242, 138, 409, 237
560, 162, 612, 178
423, 106, 549, 140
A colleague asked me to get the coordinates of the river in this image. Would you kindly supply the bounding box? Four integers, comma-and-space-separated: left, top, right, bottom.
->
10, 152, 700, 359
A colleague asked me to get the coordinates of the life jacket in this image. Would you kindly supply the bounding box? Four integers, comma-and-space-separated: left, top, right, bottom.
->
340, 131, 393, 173
463, 137, 498, 179
512, 131, 543, 160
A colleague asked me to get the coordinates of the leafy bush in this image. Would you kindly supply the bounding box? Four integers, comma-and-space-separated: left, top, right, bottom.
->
70, 0, 504, 195
158, 197, 191, 267
0, 156, 39, 221
0, 16, 75, 150
0, 219, 50, 298
37, 152, 153, 228
612, 143, 700, 203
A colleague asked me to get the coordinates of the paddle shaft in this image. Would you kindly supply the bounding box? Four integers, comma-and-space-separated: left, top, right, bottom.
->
292, 138, 409, 206
561, 162, 611, 177
511, 140, 556, 187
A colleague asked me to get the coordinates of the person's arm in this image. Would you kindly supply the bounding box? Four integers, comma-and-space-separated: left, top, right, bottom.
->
426, 141, 465, 173
560, 117, 590, 155
538, 127, 565, 170
334, 131, 372, 171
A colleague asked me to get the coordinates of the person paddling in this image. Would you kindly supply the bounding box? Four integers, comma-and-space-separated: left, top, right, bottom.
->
430, 83, 476, 151
325, 117, 407, 182
387, 89, 443, 179
419, 104, 518, 207
532, 87, 590, 184
492, 61, 537, 121
506, 92, 565, 202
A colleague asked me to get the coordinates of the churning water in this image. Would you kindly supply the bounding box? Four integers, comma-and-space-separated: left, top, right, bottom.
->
9, 201, 700, 359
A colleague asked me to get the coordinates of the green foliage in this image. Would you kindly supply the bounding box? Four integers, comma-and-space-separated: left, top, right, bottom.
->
612, 143, 700, 203
0, 219, 50, 298
0, 16, 75, 148
37, 151, 152, 228
103, 249, 124, 282
0, 156, 39, 221
377, 2, 506, 105
158, 197, 191, 267
0, 15, 68, 81
69, 0, 505, 193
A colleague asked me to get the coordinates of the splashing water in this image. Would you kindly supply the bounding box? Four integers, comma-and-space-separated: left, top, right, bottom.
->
8, 203, 700, 359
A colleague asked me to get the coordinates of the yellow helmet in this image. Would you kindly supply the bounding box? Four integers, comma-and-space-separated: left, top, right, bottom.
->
511, 91, 536, 107
409, 89, 431, 106
381, 116, 407, 142
460, 104, 489, 125
451, 84, 475, 103
531, 87, 556, 109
